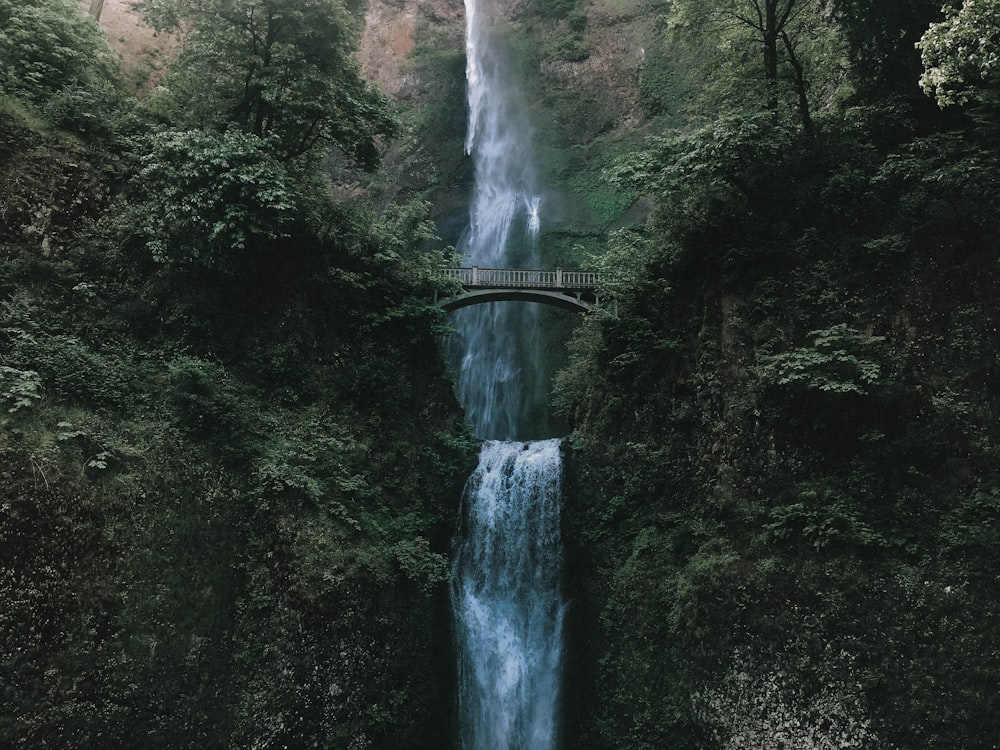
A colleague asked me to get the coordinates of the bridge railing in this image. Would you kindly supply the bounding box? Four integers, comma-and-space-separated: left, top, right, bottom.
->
441, 267, 601, 290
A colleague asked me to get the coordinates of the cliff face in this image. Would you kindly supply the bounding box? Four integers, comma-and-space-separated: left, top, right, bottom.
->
357, 0, 663, 256
359, 0, 465, 102
354, 0, 470, 222
538, 0, 649, 130
81, 0, 177, 92
359, 0, 648, 128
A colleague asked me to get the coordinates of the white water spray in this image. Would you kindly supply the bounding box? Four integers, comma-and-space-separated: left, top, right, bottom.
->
452, 440, 565, 750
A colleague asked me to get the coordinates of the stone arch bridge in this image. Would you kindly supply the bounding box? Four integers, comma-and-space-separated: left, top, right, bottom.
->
435, 267, 603, 313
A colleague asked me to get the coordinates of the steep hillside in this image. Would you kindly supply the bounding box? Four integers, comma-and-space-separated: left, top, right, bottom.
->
552, 2, 1000, 748
2, 1, 474, 747
80, 0, 177, 92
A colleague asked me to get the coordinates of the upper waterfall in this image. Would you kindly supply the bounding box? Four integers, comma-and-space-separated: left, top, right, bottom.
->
451, 0, 548, 440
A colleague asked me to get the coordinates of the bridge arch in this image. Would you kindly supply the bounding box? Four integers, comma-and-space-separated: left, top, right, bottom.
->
437, 288, 595, 313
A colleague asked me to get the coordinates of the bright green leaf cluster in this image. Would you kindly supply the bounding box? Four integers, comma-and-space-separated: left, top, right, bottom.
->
919, 0, 1000, 107
124, 128, 297, 270
757, 324, 887, 394
0, 0, 115, 104
0, 366, 42, 413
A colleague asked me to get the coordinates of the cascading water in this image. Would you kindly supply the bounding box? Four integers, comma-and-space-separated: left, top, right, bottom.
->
452, 440, 565, 749
451, 0, 547, 442
450, 1, 566, 749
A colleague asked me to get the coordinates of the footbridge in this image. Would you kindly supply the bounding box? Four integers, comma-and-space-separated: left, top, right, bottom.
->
436, 267, 603, 313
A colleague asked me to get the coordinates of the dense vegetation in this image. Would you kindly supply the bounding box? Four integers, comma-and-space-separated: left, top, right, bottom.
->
553, 1, 1000, 748
0, 0, 475, 747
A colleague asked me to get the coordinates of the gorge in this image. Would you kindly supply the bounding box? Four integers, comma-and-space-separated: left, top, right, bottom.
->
2, 0, 1000, 749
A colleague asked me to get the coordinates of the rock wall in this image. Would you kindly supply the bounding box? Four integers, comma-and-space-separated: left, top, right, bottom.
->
81, 0, 178, 93
359, 0, 465, 102
358, 0, 650, 131
540, 0, 649, 131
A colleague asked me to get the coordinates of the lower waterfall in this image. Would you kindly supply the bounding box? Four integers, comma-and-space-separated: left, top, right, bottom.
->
451, 439, 566, 750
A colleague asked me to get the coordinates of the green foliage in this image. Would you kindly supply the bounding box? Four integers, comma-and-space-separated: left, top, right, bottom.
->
919, 0, 1000, 107
1, 326, 136, 411
404, 47, 467, 179
550, 33, 591, 62
607, 115, 795, 196
0, 0, 132, 140
557, 5, 1000, 745
553, 315, 606, 421
0, 0, 115, 104
664, 0, 850, 129
5, 0, 1000, 745
757, 324, 887, 394
139, 0, 396, 164
940, 485, 1000, 562
602, 114, 809, 288
568, 164, 636, 230
122, 128, 298, 270
764, 480, 885, 551
638, 18, 704, 119
830, 0, 945, 99
0, 367, 42, 413
0, 0, 471, 745
527, 0, 581, 19
167, 355, 262, 459
391, 536, 450, 593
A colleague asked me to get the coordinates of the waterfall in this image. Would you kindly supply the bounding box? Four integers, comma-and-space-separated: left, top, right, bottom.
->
452, 440, 565, 750
450, 1, 566, 749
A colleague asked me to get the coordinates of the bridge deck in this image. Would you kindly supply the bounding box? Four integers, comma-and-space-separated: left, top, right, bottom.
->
441, 267, 601, 290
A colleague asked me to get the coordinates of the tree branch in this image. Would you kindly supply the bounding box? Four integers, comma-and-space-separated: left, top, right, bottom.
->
721, 9, 764, 32
748, 0, 766, 32
777, 0, 798, 33
780, 29, 813, 135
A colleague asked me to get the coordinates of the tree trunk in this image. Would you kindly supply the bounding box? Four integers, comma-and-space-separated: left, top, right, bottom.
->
762, 0, 780, 111
89, 0, 105, 21
781, 30, 813, 135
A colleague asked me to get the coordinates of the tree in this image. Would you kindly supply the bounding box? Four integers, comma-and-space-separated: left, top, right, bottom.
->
0, 0, 117, 103
669, 0, 839, 134
731, 0, 803, 114
919, 0, 1000, 108
120, 128, 300, 272
137, 0, 396, 165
